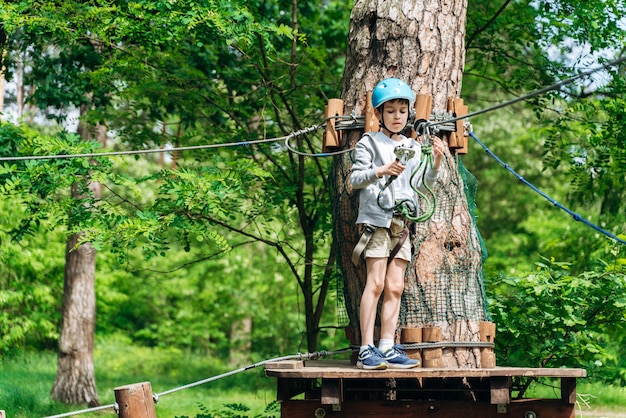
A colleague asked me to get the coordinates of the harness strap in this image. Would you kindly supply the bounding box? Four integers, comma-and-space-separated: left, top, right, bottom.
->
351, 224, 377, 266
352, 223, 411, 266
387, 226, 409, 265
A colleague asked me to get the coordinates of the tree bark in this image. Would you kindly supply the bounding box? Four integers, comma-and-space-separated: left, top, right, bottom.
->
334, 0, 489, 368
50, 233, 99, 406
51, 107, 106, 405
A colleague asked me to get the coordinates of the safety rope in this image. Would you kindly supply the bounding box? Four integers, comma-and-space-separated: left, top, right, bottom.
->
376, 138, 436, 223
400, 341, 494, 350
153, 348, 350, 399
468, 131, 626, 246
42, 348, 353, 418
44, 403, 118, 418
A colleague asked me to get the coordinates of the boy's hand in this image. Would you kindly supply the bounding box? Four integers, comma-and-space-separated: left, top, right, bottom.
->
376, 160, 406, 178
432, 137, 445, 170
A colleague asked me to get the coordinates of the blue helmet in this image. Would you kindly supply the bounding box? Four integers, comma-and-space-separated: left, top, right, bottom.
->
371, 78, 415, 109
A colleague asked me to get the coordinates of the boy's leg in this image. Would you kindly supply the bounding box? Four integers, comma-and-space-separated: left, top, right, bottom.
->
379, 257, 408, 342
379, 258, 420, 369
357, 257, 388, 370
360, 257, 387, 346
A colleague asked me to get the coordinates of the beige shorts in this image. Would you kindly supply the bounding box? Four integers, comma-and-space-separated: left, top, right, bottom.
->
363, 217, 411, 261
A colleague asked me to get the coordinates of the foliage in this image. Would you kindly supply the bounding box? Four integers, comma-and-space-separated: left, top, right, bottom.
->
1, 0, 351, 359
0, 0, 626, 391
490, 256, 626, 391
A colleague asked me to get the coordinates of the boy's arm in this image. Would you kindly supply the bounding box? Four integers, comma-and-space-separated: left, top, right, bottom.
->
350, 139, 381, 189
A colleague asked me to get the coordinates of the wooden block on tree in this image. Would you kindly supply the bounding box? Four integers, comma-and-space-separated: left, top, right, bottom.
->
446, 98, 459, 149
422, 347, 443, 365
364, 91, 379, 133
422, 327, 442, 342
414, 94, 433, 121
480, 321, 497, 368
422, 326, 442, 368
454, 98, 468, 154
322, 98, 344, 152
401, 327, 422, 344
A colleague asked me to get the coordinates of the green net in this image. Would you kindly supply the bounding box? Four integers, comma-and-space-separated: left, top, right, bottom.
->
399, 154, 491, 327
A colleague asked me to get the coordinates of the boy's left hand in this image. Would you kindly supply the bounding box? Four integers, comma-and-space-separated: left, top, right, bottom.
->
432, 137, 445, 170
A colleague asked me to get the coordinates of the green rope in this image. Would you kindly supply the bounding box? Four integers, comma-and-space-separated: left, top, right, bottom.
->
404, 143, 435, 222
376, 141, 437, 223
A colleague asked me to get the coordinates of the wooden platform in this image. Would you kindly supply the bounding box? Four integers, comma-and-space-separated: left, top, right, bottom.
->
265, 359, 586, 418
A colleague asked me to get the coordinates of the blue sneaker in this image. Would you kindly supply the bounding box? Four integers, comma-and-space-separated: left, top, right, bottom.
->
383, 345, 420, 369
357, 345, 387, 370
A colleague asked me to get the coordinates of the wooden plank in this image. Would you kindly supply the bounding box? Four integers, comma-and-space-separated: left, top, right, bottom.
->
280, 399, 575, 418
265, 360, 303, 369
321, 378, 343, 405
276, 377, 309, 401
490, 376, 510, 405
364, 92, 379, 133
561, 377, 577, 404
265, 360, 586, 380
322, 99, 343, 152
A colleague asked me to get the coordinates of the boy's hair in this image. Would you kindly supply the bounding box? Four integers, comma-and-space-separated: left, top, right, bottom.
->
378, 98, 410, 111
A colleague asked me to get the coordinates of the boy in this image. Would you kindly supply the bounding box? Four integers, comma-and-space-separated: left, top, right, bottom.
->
350, 78, 444, 369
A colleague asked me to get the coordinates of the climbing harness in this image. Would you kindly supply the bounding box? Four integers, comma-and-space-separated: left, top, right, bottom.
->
351, 224, 377, 265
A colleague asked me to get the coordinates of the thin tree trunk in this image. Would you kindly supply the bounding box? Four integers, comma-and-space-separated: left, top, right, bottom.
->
51, 106, 106, 405
50, 233, 99, 406
334, 0, 488, 368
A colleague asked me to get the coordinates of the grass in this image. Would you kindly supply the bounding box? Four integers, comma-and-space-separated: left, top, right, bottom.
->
2, 339, 626, 417
0, 337, 277, 417
524, 379, 626, 417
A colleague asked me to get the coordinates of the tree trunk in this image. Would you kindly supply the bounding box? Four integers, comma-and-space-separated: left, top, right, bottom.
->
51, 107, 106, 405
334, 0, 489, 368
50, 233, 99, 406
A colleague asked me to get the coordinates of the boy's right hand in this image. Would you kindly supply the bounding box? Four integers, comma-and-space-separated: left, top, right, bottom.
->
377, 160, 406, 178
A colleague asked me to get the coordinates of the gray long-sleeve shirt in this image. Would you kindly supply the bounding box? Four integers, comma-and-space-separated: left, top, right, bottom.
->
350, 131, 439, 228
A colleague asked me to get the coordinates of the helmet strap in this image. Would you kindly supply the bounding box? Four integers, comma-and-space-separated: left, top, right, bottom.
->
379, 120, 404, 137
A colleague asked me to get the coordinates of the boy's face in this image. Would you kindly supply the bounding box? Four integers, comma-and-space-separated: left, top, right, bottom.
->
376, 99, 409, 133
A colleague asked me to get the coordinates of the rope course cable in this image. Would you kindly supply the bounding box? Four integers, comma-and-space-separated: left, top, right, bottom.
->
154, 348, 350, 399
42, 348, 354, 418
2, 56, 624, 164
427, 54, 626, 127
44, 403, 118, 418
468, 131, 626, 246
40, 343, 499, 418
0, 56, 623, 247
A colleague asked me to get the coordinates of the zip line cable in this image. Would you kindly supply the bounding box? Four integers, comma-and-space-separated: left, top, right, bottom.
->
1, 57, 624, 245
43, 348, 354, 418
1, 55, 625, 163
428, 54, 626, 127
469, 131, 626, 246
0, 135, 288, 162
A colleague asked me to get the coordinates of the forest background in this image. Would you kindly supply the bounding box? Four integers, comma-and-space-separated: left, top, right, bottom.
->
0, 0, 625, 415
